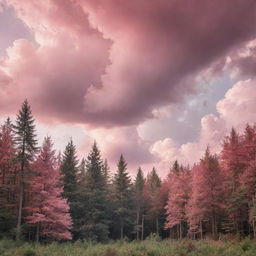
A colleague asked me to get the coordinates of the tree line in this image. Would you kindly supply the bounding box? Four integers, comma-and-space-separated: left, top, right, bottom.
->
1, 100, 256, 242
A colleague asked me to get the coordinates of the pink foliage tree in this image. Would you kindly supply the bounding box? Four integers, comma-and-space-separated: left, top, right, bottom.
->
165, 165, 191, 239
221, 128, 248, 235
187, 148, 224, 238
0, 118, 17, 224
25, 137, 72, 241
241, 125, 256, 198
240, 125, 256, 235
0, 118, 16, 186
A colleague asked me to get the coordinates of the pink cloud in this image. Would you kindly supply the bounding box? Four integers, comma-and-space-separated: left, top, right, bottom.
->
0, 0, 256, 126
227, 39, 256, 78
82, 0, 256, 125
0, 0, 111, 124
151, 78, 256, 167
217, 79, 256, 128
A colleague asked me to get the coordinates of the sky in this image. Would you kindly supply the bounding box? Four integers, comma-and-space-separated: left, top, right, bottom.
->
0, 0, 256, 177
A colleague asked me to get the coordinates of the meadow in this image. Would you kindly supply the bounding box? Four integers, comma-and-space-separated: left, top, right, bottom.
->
1, 238, 256, 256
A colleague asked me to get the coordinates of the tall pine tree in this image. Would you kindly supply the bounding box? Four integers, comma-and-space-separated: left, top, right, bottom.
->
143, 167, 162, 237
80, 142, 110, 241
0, 118, 17, 236
165, 165, 190, 239
134, 167, 145, 240
187, 148, 224, 238
221, 128, 247, 236
113, 154, 133, 239
26, 137, 72, 241
13, 100, 37, 240
60, 139, 79, 238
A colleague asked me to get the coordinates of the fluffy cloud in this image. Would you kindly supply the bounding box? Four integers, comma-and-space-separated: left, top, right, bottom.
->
151, 78, 256, 167
217, 79, 256, 128
228, 39, 256, 78
0, 0, 111, 124
0, 0, 256, 126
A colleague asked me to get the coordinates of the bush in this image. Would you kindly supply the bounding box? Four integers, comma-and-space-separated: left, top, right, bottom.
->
239, 238, 252, 251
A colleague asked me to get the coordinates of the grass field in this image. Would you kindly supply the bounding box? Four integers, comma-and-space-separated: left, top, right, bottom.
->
1, 238, 256, 256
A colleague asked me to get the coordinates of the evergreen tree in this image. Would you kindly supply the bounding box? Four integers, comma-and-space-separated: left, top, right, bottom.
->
172, 160, 180, 175
134, 167, 145, 240
113, 154, 133, 239
187, 148, 224, 238
240, 124, 256, 236
249, 194, 256, 237
13, 100, 37, 240
221, 128, 247, 236
60, 140, 79, 238
165, 166, 190, 239
102, 159, 110, 185
26, 137, 72, 241
81, 142, 109, 241
0, 118, 17, 236
143, 168, 162, 237
77, 158, 86, 183
61, 140, 78, 199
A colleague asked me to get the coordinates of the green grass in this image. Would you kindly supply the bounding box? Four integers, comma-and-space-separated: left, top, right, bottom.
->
1, 238, 256, 256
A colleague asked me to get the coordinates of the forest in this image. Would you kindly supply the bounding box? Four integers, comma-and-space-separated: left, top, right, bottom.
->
1, 100, 256, 253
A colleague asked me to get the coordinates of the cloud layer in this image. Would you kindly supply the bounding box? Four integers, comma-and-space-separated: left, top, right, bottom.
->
1, 0, 256, 127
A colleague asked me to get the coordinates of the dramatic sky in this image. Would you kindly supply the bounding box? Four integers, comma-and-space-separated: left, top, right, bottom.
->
0, 0, 256, 177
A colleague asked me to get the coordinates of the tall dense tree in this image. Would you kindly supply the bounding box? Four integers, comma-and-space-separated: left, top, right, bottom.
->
240, 125, 256, 236
60, 140, 79, 238
77, 158, 86, 183
143, 168, 162, 237
26, 137, 72, 241
240, 125, 256, 199
134, 167, 145, 240
165, 165, 190, 239
13, 100, 37, 240
102, 159, 110, 185
0, 118, 17, 235
113, 154, 133, 239
187, 148, 224, 238
221, 128, 248, 236
80, 142, 109, 241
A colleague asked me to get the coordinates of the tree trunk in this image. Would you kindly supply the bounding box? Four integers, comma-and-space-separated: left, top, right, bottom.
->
252, 200, 256, 238
211, 216, 215, 238
120, 219, 124, 240
16, 181, 24, 240
2, 167, 5, 184
136, 207, 140, 240
141, 214, 144, 240
200, 220, 203, 239
36, 223, 40, 242
179, 221, 182, 239
156, 217, 159, 236
16, 147, 25, 241
253, 220, 256, 238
